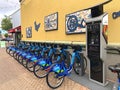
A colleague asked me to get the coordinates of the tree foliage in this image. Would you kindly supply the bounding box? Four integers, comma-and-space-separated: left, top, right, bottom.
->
4, 33, 8, 38
1, 16, 12, 31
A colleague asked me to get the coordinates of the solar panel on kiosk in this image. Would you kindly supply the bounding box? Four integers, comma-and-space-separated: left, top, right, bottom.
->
89, 0, 112, 18
91, 5, 103, 18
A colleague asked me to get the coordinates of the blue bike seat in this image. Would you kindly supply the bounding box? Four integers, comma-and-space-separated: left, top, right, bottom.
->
22, 53, 27, 55
30, 57, 38, 62
16, 50, 21, 53
26, 55, 32, 59
52, 63, 67, 75
39, 60, 46, 66
38, 58, 52, 67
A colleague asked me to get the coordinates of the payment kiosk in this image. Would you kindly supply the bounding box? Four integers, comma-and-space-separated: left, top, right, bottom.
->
86, 13, 108, 86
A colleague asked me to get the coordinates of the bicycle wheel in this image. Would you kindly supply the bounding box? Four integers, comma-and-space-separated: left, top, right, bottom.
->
16, 54, 19, 61
33, 64, 47, 78
9, 50, 14, 57
73, 56, 87, 75
26, 61, 35, 72
22, 58, 27, 67
18, 55, 23, 64
6, 47, 10, 54
64, 52, 71, 68
51, 54, 58, 63
13, 52, 17, 60
46, 71, 64, 89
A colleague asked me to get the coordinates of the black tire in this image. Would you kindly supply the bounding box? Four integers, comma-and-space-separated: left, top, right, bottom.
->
33, 64, 47, 78
46, 71, 64, 89
6, 47, 10, 54
16, 54, 20, 61
64, 52, 71, 68
18, 55, 23, 64
13, 52, 18, 60
22, 58, 27, 67
9, 50, 14, 57
26, 61, 35, 72
16, 53, 21, 61
73, 56, 87, 75
51, 53, 58, 64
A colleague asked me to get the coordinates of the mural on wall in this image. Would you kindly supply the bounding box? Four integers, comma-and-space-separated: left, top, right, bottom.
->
112, 11, 120, 19
102, 14, 108, 44
44, 12, 58, 31
102, 25, 108, 44
34, 21, 40, 31
26, 27, 32, 38
66, 9, 91, 34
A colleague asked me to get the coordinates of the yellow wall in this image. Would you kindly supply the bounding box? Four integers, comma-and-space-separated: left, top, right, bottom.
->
104, 0, 120, 43
21, 0, 120, 44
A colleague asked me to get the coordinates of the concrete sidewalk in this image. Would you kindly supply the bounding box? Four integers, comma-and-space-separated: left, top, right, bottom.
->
0, 48, 89, 90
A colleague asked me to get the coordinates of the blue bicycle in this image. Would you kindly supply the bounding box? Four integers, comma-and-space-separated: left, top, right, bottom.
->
6, 42, 25, 57
107, 47, 120, 90
15, 42, 35, 64
109, 63, 120, 90
21, 43, 46, 67
46, 45, 87, 89
33, 44, 71, 78
13, 42, 29, 60
26, 43, 50, 72
72, 45, 87, 75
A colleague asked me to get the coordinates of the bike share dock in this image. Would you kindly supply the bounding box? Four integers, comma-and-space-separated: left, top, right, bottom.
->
2, 0, 120, 89
0, 48, 89, 90
1, 45, 119, 90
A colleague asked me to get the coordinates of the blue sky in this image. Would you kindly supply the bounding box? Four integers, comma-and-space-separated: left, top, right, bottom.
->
0, 0, 20, 27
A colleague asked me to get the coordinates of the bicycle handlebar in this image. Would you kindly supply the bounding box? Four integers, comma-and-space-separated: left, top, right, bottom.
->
105, 47, 120, 54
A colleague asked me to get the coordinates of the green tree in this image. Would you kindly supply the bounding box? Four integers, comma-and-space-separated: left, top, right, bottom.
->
4, 33, 8, 38
1, 16, 12, 31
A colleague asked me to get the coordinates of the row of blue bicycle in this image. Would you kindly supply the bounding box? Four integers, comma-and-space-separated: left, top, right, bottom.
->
6, 41, 87, 89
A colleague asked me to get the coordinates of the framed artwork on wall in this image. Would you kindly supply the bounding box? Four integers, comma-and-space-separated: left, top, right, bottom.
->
26, 27, 32, 38
66, 9, 91, 34
44, 12, 58, 31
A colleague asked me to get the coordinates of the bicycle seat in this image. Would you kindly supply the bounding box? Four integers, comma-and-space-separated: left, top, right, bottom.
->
106, 47, 120, 54
108, 63, 120, 73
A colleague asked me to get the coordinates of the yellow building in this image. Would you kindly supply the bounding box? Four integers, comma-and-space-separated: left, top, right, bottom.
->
20, 0, 120, 45
20, 0, 120, 82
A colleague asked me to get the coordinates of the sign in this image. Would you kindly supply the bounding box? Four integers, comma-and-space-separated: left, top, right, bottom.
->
26, 27, 32, 38
34, 21, 40, 31
112, 11, 120, 19
102, 14, 108, 25
66, 9, 91, 34
44, 12, 58, 31
0, 41, 6, 48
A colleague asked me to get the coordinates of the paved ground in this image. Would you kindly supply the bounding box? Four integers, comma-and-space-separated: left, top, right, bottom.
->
0, 48, 90, 90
